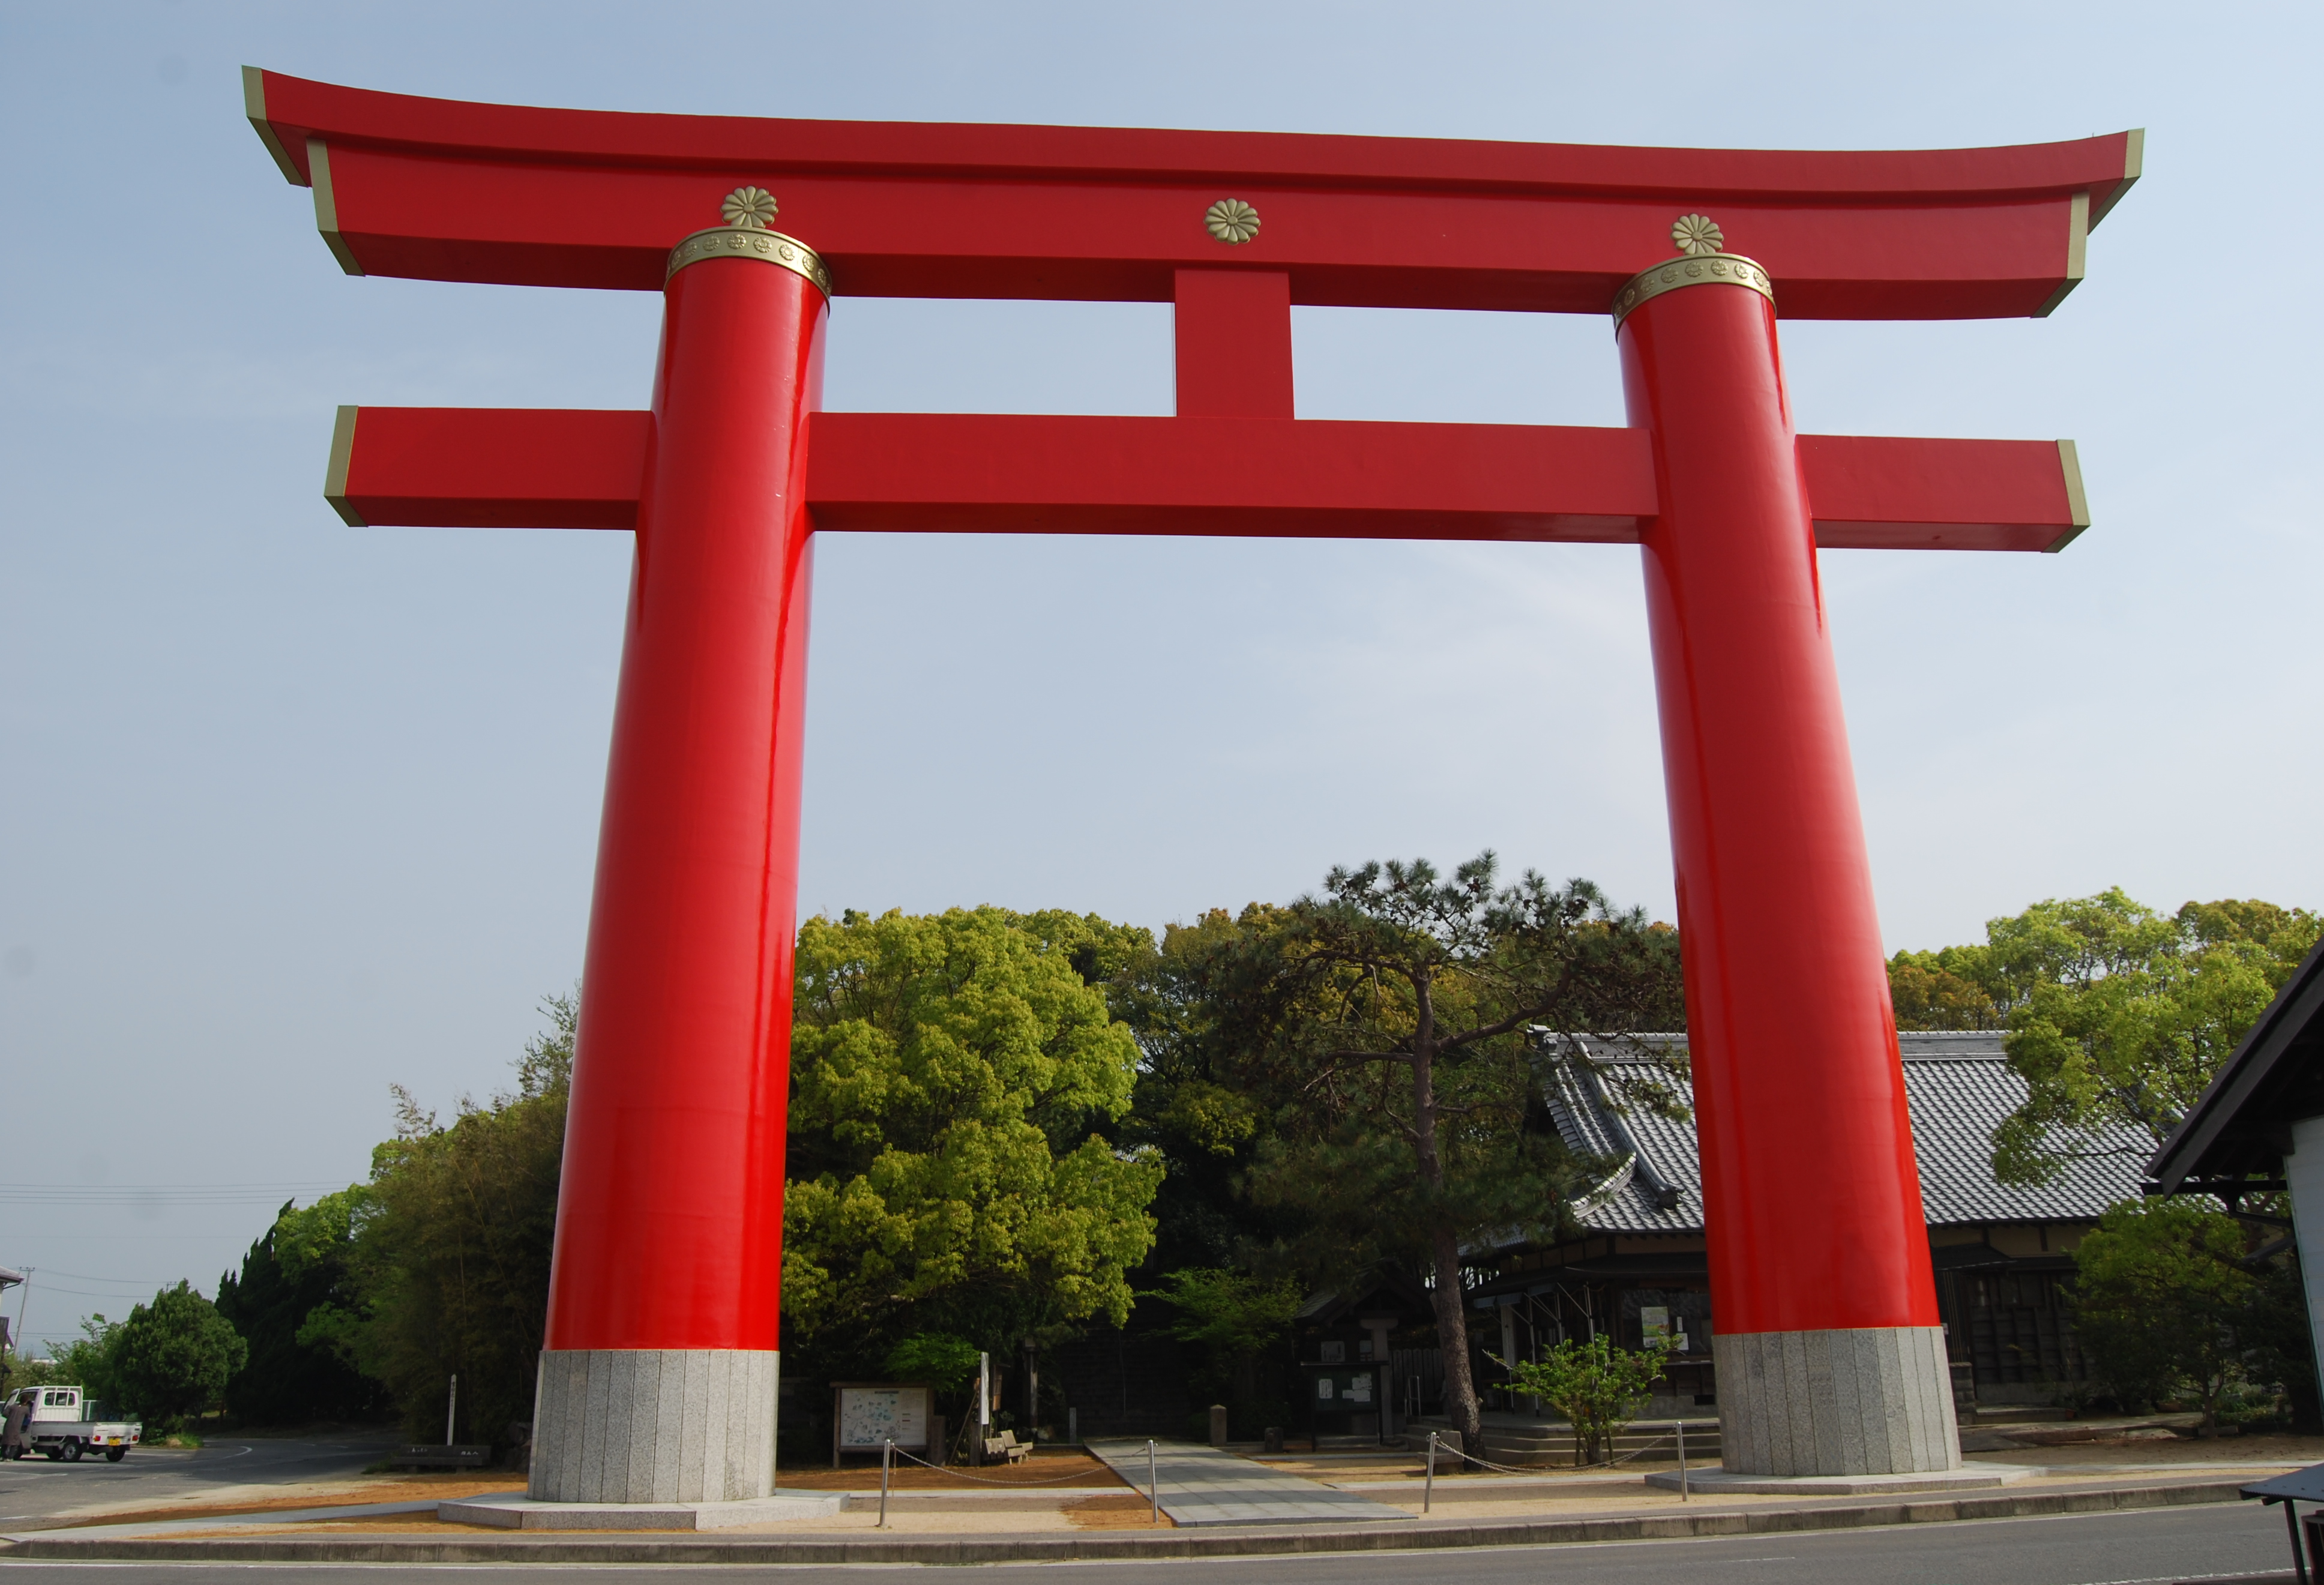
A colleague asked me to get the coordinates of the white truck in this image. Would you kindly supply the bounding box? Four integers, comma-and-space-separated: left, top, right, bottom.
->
7, 1386, 141, 1462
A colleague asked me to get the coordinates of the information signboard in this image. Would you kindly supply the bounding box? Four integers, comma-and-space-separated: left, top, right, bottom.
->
831, 1383, 932, 1452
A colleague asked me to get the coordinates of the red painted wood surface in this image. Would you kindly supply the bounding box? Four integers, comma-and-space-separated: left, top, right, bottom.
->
1622, 276, 1938, 1338
328, 406, 2086, 552
1175, 270, 1295, 418
331, 407, 647, 529
253, 73, 2133, 1380
1799, 433, 2084, 552
543, 252, 822, 1355
251, 70, 2134, 317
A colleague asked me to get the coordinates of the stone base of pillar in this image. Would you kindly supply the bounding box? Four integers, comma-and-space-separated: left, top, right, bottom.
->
1714, 1326, 1960, 1476
528, 1349, 778, 1503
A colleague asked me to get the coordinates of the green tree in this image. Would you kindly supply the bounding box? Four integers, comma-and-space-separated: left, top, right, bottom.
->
781, 907, 1164, 1367
884, 1332, 986, 1457
2072, 1198, 2254, 1428
1885, 947, 2004, 1030
1886, 892, 2319, 1185
217, 1194, 380, 1425
1498, 1334, 1672, 1464
109, 1282, 249, 1428
1145, 1267, 1304, 1362
345, 993, 573, 1445
1215, 855, 1686, 1453
41, 1314, 122, 1404
1144, 1266, 1304, 1421
2235, 1253, 2322, 1432
1113, 905, 1295, 1297
885, 1332, 984, 1391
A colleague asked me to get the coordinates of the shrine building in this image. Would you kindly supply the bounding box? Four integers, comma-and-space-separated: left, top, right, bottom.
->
1293, 1031, 2145, 1445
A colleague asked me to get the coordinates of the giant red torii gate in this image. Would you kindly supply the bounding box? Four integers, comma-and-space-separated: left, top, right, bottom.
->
245, 67, 2135, 1498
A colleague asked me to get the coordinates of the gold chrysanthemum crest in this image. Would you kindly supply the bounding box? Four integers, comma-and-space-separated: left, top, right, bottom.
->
1671, 214, 1724, 256
721, 186, 778, 230
1204, 198, 1261, 245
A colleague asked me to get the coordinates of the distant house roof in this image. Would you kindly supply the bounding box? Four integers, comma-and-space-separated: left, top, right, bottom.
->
1535, 1030, 2146, 1240
2147, 936, 2324, 1197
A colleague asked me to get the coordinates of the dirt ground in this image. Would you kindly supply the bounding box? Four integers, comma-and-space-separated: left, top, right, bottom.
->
54, 1473, 526, 1530
1971, 1430, 2324, 1468
189, 1496, 1176, 1538
44, 1429, 2322, 1543
780, 1452, 1124, 1490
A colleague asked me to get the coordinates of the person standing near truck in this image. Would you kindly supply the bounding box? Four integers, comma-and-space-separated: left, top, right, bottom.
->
2, 1392, 28, 1460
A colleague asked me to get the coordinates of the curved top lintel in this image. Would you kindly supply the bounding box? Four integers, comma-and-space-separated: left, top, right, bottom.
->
244, 67, 2140, 219
242, 69, 2139, 319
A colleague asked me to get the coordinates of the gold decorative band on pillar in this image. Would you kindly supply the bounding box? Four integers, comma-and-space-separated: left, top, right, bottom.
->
1612, 251, 1774, 325
665, 227, 832, 297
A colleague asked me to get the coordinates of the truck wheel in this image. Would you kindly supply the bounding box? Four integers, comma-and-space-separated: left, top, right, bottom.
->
105, 1447, 126, 1463
64, 1439, 83, 1462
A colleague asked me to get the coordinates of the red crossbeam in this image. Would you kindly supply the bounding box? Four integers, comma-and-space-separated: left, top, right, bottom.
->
248, 70, 2136, 319
324, 407, 2087, 553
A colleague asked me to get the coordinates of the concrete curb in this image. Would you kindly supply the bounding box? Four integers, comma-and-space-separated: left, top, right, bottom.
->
0, 1478, 2248, 1564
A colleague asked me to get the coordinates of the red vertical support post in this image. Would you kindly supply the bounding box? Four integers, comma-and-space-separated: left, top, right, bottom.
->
528, 212, 831, 1505
1614, 247, 1960, 1478
1174, 269, 1293, 418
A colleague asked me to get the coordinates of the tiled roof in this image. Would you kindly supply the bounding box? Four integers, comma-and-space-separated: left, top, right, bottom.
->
1538, 1030, 2146, 1235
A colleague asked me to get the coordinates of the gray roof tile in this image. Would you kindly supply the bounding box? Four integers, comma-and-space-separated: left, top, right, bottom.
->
1538, 1030, 2145, 1235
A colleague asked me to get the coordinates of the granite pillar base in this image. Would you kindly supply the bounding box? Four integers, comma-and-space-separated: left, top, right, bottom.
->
528, 1349, 778, 1503
1714, 1326, 1959, 1476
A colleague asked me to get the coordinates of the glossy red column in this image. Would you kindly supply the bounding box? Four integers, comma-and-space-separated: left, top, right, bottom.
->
546, 241, 825, 1356
1620, 268, 1933, 1332
1618, 258, 1955, 1475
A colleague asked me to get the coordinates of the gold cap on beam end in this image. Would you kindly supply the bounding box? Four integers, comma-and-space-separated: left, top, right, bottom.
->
1612, 250, 1774, 326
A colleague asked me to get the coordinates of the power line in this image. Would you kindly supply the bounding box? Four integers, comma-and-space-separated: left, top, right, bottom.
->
0, 1183, 351, 1206
17, 1267, 166, 1286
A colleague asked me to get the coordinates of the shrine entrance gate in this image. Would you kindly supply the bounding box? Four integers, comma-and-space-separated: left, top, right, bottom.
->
244, 68, 2137, 1493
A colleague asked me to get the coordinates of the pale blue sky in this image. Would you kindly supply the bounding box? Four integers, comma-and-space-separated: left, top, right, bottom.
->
2, 1, 2316, 1349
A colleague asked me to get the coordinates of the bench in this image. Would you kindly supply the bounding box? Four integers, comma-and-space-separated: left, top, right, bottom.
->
982, 1430, 1032, 1464
389, 1444, 493, 1469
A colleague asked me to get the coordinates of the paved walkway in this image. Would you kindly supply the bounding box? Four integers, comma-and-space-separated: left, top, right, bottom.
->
1083, 1440, 1412, 1527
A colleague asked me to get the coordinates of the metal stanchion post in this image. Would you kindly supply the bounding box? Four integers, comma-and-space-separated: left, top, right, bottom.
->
1424, 1431, 1437, 1514
1676, 1420, 1688, 1501
879, 1439, 892, 1528
1146, 1439, 1159, 1525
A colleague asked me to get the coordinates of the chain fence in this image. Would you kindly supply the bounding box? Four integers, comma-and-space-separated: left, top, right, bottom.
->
1416, 1422, 1698, 1511
881, 1442, 1119, 1486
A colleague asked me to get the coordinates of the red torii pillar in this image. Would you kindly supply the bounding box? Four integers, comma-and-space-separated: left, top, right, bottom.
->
248, 68, 2134, 1495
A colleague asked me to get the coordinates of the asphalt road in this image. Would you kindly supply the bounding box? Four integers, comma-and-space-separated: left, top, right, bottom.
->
0, 1432, 397, 1530
0, 1502, 2295, 1582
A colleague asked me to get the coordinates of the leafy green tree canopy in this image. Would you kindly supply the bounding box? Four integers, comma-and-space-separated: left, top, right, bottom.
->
2072, 1198, 2256, 1429
884, 1332, 985, 1391
336, 993, 574, 1444
1190, 853, 1684, 1452
781, 907, 1164, 1355
217, 1193, 379, 1425
109, 1281, 249, 1427
1887, 891, 2319, 1185
40, 1315, 122, 1404
1498, 1334, 1673, 1465
1143, 1268, 1304, 1364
